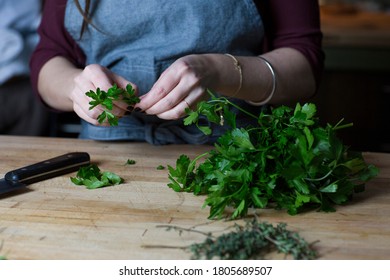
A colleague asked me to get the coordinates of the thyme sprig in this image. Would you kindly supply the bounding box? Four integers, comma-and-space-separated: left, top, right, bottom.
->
152, 218, 318, 260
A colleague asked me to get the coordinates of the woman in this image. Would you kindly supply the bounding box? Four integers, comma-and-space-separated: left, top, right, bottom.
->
30, 0, 324, 144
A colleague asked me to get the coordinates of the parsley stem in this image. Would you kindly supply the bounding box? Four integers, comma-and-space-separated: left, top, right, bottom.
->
226, 99, 259, 120
187, 152, 210, 175
191, 152, 210, 165
206, 95, 258, 120
209, 96, 258, 120
156, 225, 212, 237
304, 169, 334, 182
332, 118, 353, 130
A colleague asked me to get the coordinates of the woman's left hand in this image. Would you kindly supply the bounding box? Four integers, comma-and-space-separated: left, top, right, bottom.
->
136, 54, 216, 119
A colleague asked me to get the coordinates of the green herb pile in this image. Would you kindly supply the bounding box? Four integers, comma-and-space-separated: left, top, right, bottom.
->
86, 83, 140, 126
191, 219, 317, 260
168, 92, 379, 219
158, 218, 317, 260
70, 164, 124, 189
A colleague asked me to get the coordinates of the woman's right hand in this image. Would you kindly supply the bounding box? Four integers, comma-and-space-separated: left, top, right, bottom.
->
71, 64, 138, 125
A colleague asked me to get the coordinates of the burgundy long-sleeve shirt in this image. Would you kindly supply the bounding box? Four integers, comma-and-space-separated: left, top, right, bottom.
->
30, 0, 324, 96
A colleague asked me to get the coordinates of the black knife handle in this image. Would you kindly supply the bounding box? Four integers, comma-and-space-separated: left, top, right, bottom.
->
4, 152, 90, 184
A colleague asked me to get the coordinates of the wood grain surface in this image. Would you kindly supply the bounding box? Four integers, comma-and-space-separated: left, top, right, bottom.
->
0, 136, 389, 260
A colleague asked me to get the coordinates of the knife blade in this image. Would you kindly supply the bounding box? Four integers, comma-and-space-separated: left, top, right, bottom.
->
0, 152, 90, 196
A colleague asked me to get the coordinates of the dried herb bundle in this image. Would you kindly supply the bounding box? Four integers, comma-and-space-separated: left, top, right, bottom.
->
160, 218, 317, 260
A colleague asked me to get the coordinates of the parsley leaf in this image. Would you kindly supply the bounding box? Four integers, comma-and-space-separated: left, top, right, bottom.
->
125, 159, 136, 165
86, 83, 140, 126
71, 164, 124, 189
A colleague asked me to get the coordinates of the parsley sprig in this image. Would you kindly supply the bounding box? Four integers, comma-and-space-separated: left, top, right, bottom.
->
86, 83, 140, 126
168, 91, 379, 219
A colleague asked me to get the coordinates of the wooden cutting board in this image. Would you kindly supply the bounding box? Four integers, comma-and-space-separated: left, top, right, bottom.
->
1, 136, 390, 259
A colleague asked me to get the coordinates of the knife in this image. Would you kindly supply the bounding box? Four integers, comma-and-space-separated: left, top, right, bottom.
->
0, 152, 90, 196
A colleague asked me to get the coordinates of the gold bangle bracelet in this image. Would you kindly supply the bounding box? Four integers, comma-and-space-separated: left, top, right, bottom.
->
247, 56, 277, 106
224, 53, 242, 98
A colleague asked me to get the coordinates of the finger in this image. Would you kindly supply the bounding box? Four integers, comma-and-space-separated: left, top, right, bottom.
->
136, 67, 179, 111
73, 77, 118, 124
102, 72, 140, 112
73, 102, 106, 126
154, 86, 206, 120
76, 69, 138, 119
112, 100, 132, 113
73, 70, 109, 115
143, 77, 191, 115
71, 79, 97, 117
82, 64, 114, 91
111, 81, 140, 112
145, 74, 205, 116
111, 72, 138, 92
156, 99, 191, 120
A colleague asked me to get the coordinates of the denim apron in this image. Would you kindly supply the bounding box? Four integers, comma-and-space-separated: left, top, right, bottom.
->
65, 0, 264, 144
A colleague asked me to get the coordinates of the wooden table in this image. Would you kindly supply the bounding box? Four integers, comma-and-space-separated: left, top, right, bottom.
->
0, 135, 389, 260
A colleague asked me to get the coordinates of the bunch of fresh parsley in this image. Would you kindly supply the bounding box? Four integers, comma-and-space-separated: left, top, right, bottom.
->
86, 83, 140, 126
168, 91, 379, 219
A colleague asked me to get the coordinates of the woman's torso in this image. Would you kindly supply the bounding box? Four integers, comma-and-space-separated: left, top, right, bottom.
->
64, 0, 265, 144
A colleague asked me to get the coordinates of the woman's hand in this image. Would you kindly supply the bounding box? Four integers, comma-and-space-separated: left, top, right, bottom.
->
71, 64, 138, 125
136, 54, 217, 120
